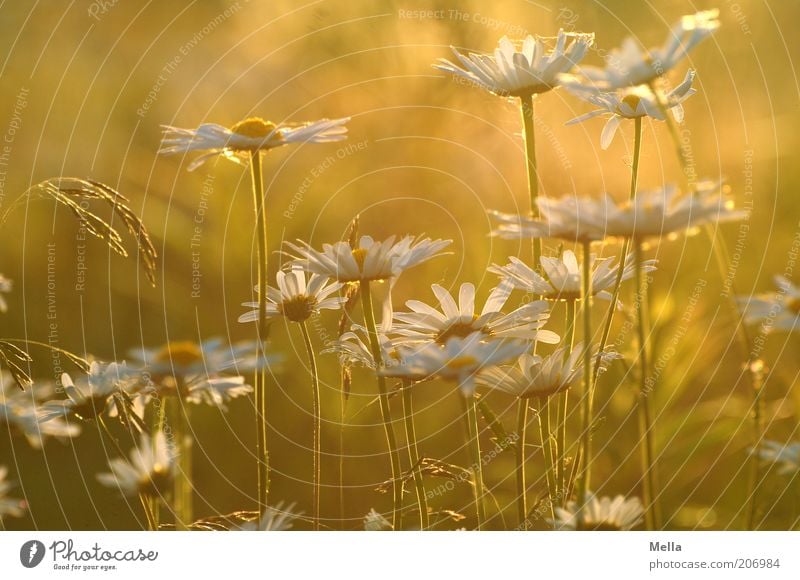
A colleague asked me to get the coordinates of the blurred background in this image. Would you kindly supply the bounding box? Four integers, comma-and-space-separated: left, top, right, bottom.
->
1, 0, 799, 530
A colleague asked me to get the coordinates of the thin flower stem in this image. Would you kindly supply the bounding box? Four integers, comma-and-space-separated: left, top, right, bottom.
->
536, 397, 558, 524
462, 395, 486, 529
515, 399, 528, 528
557, 299, 577, 501
172, 395, 192, 530
359, 281, 403, 530
746, 361, 766, 529
249, 150, 270, 513
651, 88, 760, 528
635, 241, 660, 530
98, 416, 155, 531
520, 94, 542, 269
401, 380, 429, 530
151, 400, 166, 529
299, 321, 321, 531
593, 117, 642, 385
577, 240, 594, 515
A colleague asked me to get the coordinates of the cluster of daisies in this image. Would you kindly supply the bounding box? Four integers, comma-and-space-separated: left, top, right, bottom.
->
2, 8, 795, 533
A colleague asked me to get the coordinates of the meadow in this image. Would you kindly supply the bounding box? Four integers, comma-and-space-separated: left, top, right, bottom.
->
1, 0, 799, 531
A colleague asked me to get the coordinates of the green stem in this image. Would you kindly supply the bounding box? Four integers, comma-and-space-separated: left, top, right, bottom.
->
249, 150, 270, 513
360, 281, 403, 530
520, 94, 542, 269
577, 240, 594, 516
515, 399, 528, 528
557, 299, 577, 502
537, 397, 558, 524
172, 394, 192, 530
652, 88, 760, 529
150, 399, 166, 529
462, 395, 486, 529
746, 363, 765, 530
299, 321, 321, 531
635, 241, 660, 530
401, 380, 429, 530
593, 117, 641, 385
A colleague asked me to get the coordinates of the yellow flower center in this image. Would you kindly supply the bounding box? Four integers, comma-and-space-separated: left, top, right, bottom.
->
446, 355, 478, 371
139, 464, 172, 497
153, 341, 203, 366
787, 297, 800, 315
230, 117, 278, 139
352, 248, 368, 271
436, 317, 483, 344
280, 295, 317, 323
620, 94, 642, 112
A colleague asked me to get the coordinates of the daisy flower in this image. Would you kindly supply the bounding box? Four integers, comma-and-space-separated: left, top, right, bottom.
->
392, 282, 559, 345
571, 10, 720, 90
96, 432, 175, 498
755, 440, 800, 476
492, 181, 743, 243
364, 508, 393, 531
159, 116, 350, 171
238, 267, 345, 325
284, 235, 451, 283
41, 362, 135, 421
490, 250, 654, 302
128, 338, 275, 408
476, 344, 620, 399
0, 274, 12, 313
380, 332, 530, 396
738, 276, 800, 333
434, 30, 594, 98
1, 401, 81, 448
0, 466, 26, 520
564, 70, 696, 149
322, 328, 401, 370
550, 494, 645, 530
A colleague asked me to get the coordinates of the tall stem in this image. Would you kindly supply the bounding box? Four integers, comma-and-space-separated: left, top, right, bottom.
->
537, 397, 558, 523
401, 380, 429, 530
172, 394, 192, 530
577, 240, 594, 515
249, 151, 270, 512
651, 88, 759, 528
360, 281, 403, 529
515, 400, 528, 528
593, 117, 642, 385
299, 321, 321, 531
557, 299, 577, 501
462, 395, 486, 529
746, 362, 766, 529
635, 241, 660, 530
520, 94, 542, 269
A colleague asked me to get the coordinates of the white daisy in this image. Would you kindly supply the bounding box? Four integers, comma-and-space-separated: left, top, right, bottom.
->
564, 70, 696, 149
1, 401, 81, 448
434, 30, 594, 97
738, 276, 800, 333
238, 267, 345, 325
755, 440, 800, 476
96, 432, 175, 498
380, 332, 530, 396
127, 339, 274, 409
159, 116, 350, 171
392, 282, 559, 345
490, 250, 654, 302
570, 10, 720, 90
322, 328, 401, 370
284, 235, 451, 283
0, 274, 12, 313
364, 508, 393, 531
476, 344, 620, 399
41, 362, 135, 421
550, 494, 645, 530
0, 466, 26, 520
492, 181, 743, 242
